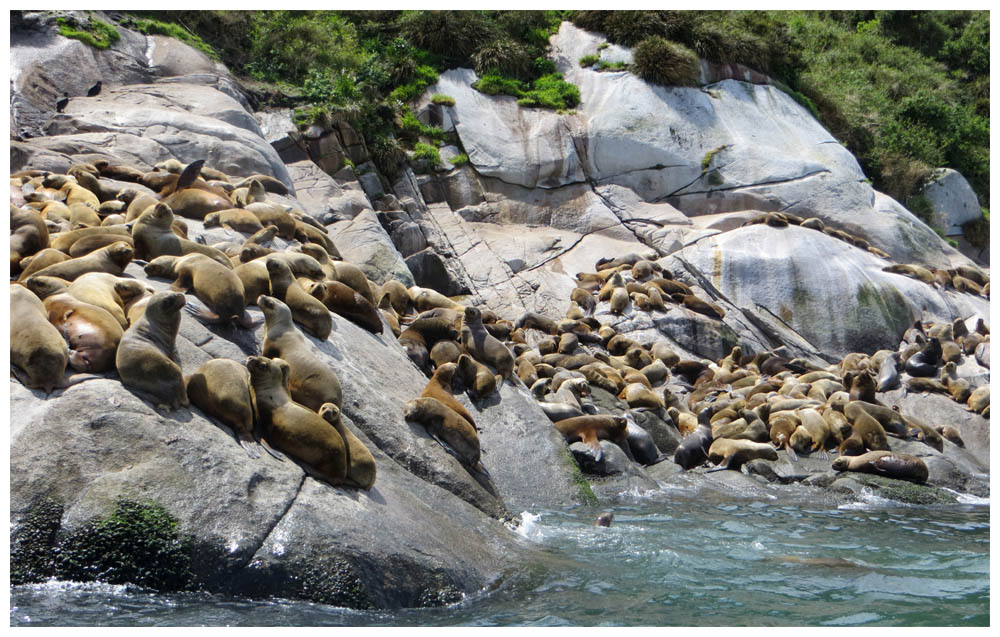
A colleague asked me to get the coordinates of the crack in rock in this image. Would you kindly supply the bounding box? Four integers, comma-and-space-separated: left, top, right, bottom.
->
241, 472, 307, 568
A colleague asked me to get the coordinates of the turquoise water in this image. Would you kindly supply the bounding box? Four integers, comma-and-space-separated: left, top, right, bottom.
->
10, 489, 989, 626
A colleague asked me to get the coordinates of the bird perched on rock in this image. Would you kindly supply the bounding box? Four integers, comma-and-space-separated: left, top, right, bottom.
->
87, 81, 102, 97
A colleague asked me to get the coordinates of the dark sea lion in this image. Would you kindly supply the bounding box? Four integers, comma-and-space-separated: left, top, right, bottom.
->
832, 450, 928, 484
421, 362, 476, 430
555, 414, 634, 462
594, 512, 614, 527
115, 291, 188, 410
875, 352, 901, 392
399, 317, 460, 375
516, 311, 561, 334
246, 356, 347, 486
10, 207, 49, 274
186, 358, 261, 458
674, 413, 714, 470
259, 295, 342, 411
318, 403, 376, 490
624, 411, 667, 465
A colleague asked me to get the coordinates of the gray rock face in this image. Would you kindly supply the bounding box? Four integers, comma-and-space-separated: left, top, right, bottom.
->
920, 168, 983, 235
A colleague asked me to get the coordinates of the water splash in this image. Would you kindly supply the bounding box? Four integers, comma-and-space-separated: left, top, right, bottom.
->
514, 511, 544, 541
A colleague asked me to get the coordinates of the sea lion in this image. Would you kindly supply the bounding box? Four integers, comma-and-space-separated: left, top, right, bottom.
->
29, 282, 123, 373
186, 359, 261, 458
203, 208, 265, 233
31, 241, 133, 282
674, 411, 714, 469
266, 257, 331, 340
905, 337, 942, 377
845, 400, 909, 437
10, 285, 72, 393
457, 353, 498, 400
378, 295, 402, 338
789, 408, 838, 457
609, 287, 630, 314
67, 233, 135, 258
398, 317, 460, 375
318, 403, 376, 490
10, 207, 49, 273
839, 404, 891, 455
421, 362, 476, 430
403, 397, 489, 482
594, 512, 614, 527
875, 352, 901, 392
64, 273, 145, 329
16, 248, 72, 282
131, 203, 231, 266
707, 438, 778, 472
624, 411, 667, 465
115, 291, 188, 410
409, 286, 464, 312
246, 356, 348, 486
380, 279, 411, 316
966, 386, 989, 414
936, 425, 965, 447
160, 180, 232, 219
848, 370, 877, 403
832, 450, 928, 484
430, 339, 463, 370
307, 280, 382, 334
461, 306, 515, 383
554, 414, 634, 462
145, 254, 250, 326
259, 295, 342, 411
618, 383, 664, 409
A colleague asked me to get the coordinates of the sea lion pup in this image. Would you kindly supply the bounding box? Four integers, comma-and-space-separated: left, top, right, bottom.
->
515, 311, 561, 335
706, 439, 778, 472
403, 397, 490, 483
832, 450, 928, 484
380, 279, 411, 316
848, 370, 877, 403
246, 356, 348, 486
769, 411, 801, 460
30, 241, 133, 282
461, 306, 515, 384
27, 278, 123, 374
554, 414, 634, 462
609, 286, 630, 314
905, 337, 942, 377
131, 203, 231, 267
674, 408, 715, 469
259, 295, 342, 412
185, 359, 262, 458
10, 285, 72, 394
318, 403, 376, 490
306, 280, 382, 334
594, 512, 614, 527
144, 254, 251, 327
789, 408, 838, 458
203, 208, 265, 234
265, 257, 331, 340
516, 357, 539, 387
457, 353, 498, 400
399, 317, 460, 375
421, 362, 477, 430
115, 291, 188, 411
570, 287, 597, 316
619, 383, 665, 409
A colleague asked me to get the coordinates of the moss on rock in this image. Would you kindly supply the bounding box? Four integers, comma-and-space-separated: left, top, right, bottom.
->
10, 497, 64, 585
561, 446, 599, 505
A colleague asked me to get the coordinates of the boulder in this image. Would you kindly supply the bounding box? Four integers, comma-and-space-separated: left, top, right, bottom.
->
920, 168, 983, 236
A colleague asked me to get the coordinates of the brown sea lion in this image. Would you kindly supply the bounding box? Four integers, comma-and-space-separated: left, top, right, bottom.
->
10, 285, 71, 393
307, 280, 382, 334
403, 397, 490, 486
832, 450, 928, 484
131, 203, 231, 266
30, 241, 133, 282
203, 208, 265, 233
10, 207, 49, 274
266, 257, 331, 340
246, 355, 347, 486
421, 362, 476, 430
318, 402, 376, 490
457, 353, 498, 400
115, 291, 188, 410
145, 254, 250, 326
461, 306, 515, 384
64, 273, 145, 329
186, 358, 262, 458
16, 248, 72, 282
554, 414, 634, 462
259, 295, 342, 411
707, 438, 778, 472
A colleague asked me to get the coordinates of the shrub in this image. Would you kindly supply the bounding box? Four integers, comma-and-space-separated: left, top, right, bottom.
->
472, 73, 525, 98
596, 60, 628, 72
244, 11, 365, 85
387, 64, 439, 103
632, 36, 700, 87
412, 142, 443, 170
451, 153, 470, 166
473, 38, 533, 79
370, 134, 406, 179
963, 211, 989, 248
398, 108, 445, 142
603, 10, 668, 46
398, 10, 498, 65
56, 16, 120, 50
122, 16, 217, 59
431, 93, 456, 106
579, 54, 600, 67
518, 73, 580, 110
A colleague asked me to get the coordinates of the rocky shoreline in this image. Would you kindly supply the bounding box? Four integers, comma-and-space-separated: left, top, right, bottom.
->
9, 12, 989, 609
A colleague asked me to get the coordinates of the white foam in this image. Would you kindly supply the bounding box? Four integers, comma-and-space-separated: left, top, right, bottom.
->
948, 489, 990, 506
513, 511, 544, 541
837, 488, 902, 510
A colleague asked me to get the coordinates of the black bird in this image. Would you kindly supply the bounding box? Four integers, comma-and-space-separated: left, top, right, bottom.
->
87, 81, 102, 97
55, 92, 69, 113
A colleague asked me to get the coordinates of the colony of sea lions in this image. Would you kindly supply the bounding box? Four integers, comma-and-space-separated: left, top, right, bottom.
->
9, 157, 991, 504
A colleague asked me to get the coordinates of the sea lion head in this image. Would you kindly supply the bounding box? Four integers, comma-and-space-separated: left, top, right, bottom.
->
257, 294, 292, 325
105, 241, 134, 269
203, 212, 221, 227
116, 188, 138, 204
247, 179, 267, 203
114, 280, 146, 305
148, 202, 174, 227
318, 402, 341, 424
464, 306, 481, 324
24, 275, 68, 299
434, 361, 458, 385
148, 290, 186, 316
264, 256, 291, 280
143, 255, 177, 278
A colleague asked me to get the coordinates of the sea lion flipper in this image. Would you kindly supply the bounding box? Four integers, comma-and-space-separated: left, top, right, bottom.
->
236, 310, 261, 329
815, 449, 829, 461
184, 301, 225, 325
237, 433, 261, 459
784, 443, 798, 463
176, 159, 206, 190
258, 436, 285, 461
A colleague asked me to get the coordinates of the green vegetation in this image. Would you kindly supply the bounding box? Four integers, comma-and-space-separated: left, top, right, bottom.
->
412, 142, 443, 171
472, 71, 580, 110
579, 54, 600, 67
121, 16, 217, 59
963, 210, 990, 248
56, 16, 120, 50
702, 145, 728, 171
595, 60, 628, 72
632, 36, 700, 87
57, 499, 196, 591
451, 153, 470, 167
430, 93, 456, 106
